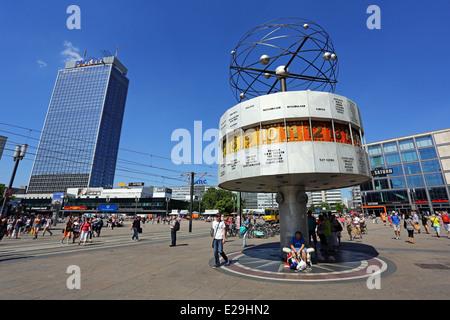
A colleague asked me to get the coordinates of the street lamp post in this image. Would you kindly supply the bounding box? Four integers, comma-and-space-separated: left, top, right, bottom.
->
165, 197, 171, 219
134, 196, 139, 218
361, 192, 367, 216
409, 189, 417, 212
1, 144, 27, 217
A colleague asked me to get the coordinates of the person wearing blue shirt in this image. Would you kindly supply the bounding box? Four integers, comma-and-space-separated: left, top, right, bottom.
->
391, 212, 401, 240
290, 231, 307, 264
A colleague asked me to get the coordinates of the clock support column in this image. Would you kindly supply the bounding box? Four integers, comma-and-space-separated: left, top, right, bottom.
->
276, 185, 309, 260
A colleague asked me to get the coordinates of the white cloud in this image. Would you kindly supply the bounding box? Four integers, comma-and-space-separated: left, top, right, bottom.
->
61, 41, 83, 62
37, 59, 47, 67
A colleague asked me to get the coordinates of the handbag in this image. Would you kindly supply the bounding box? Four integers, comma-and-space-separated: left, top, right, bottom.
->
138, 227, 142, 233
414, 223, 421, 231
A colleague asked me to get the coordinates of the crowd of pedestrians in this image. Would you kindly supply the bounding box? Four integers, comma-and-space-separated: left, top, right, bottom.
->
0, 214, 55, 241
377, 210, 450, 244
60, 216, 105, 245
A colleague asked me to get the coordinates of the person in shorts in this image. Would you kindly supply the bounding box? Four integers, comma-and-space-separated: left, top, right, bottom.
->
61, 218, 73, 244
391, 212, 401, 240
352, 214, 362, 239
421, 213, 430, 234
430, 214, 441, 237
346, 215, 353, 240
290, 231, 307, 265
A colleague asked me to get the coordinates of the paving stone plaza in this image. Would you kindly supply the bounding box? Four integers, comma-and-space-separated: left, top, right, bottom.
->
1, 218, 449, 300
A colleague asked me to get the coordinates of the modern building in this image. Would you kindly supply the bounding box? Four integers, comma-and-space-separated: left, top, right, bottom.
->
170, 184, 217, 201
257, 193, 278, 210
361, 128, 450, 215
307, 189, 343, 211
350, 185, 362, 210
27, 56, 129, 194
0, 135, 7, 161
241, 192, 258, 209
15, 186, 186, 216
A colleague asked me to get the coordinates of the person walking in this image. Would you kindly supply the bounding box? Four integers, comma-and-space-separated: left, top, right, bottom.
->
169, 216, 179, 247
131, 217, 141, 242
61, 218, 73, 244
72, 217, 81, 243
405, 213, 415, 244
380, 213, 386, 226
13, 216, 24, 239
78, 218, 92, 246
211, 213, 229, 268
241, 218, 250, 248
442, 211, 450, 238
345, 215, 353, 240
352, 213, 362, 240
32, 214, 42, 240
421, 213, 430, 234
42, 216, 53, 236
391, 212, 401, 240
412, 211, 420, 234
430, 214, 442, 237
24, 216, 32, 234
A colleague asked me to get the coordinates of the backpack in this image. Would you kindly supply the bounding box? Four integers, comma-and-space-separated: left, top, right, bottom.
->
174, 220, 180, 231
442, 214, 449, 223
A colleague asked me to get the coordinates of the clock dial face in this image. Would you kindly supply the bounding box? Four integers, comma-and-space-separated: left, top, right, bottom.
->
276, 192, 284, 204
297, 192, 308, 203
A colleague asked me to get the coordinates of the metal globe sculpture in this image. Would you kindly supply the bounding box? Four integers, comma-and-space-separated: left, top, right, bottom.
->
229, 18, 339, 102
220, 18, 370, 259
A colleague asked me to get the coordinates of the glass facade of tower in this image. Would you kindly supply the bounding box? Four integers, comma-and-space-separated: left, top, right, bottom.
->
28, 58, 129, 194
360, 128, 450, 215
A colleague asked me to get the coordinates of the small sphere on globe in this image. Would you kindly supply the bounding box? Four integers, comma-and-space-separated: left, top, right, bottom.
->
260, 54, 270, 65
275, 65, 290, 79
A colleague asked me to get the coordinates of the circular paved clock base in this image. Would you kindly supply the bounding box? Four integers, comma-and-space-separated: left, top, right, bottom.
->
210, 242, 395, 284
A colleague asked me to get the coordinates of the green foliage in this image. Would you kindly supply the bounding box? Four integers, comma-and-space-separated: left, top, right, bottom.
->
201, 188, 237, 214
319, 202, 331, 210
333, 201, 347, 214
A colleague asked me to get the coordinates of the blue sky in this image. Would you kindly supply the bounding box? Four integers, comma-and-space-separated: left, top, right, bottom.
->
1, 0, 449, 200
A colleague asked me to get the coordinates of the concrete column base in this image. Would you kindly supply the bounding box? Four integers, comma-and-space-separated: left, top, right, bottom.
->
277, 185, 308, 260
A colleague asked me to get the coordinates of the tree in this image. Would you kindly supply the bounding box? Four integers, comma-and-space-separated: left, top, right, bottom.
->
201, 188, 237, 214
319, 202, 331, 211
334, 201, 347, 214
214, 198, 235, 214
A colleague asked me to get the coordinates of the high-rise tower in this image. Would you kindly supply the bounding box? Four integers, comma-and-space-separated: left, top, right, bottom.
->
27, 56, 129, 194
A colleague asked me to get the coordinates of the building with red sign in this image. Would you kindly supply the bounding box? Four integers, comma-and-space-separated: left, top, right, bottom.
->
359, 128, 450, 215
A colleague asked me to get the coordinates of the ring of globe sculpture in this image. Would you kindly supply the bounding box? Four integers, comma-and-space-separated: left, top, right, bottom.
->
218, 90, 371, 258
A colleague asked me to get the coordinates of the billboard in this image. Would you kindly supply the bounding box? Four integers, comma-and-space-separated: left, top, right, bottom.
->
64, 206, 86, 210
98, 204, 118, 212
77, 188, 102, 196
52, 192, 65, 206
129, 182, 145, 187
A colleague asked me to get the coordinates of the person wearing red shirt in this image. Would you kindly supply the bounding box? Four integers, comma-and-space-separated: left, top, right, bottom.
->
79, 218, 92, 246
